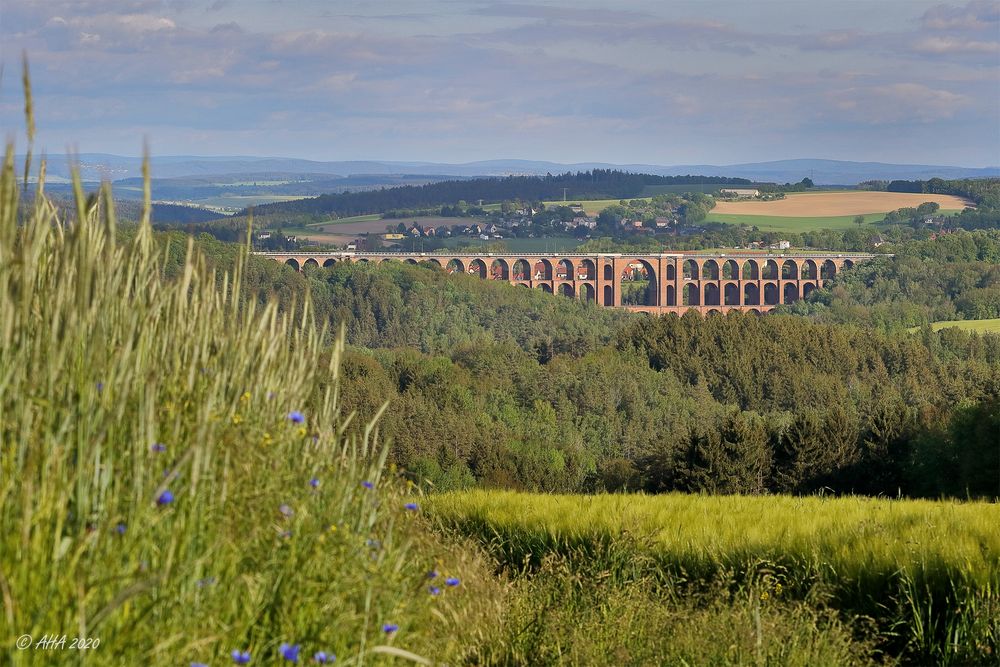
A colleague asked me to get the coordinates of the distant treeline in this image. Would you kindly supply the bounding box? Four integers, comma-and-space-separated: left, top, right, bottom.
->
240, 171, 752, 220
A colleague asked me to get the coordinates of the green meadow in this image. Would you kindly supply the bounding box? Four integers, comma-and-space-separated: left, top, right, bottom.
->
706, 210, 963, 232
909, 318, 1000, 334
705, 212, 888, 231
542, 197, 650, 214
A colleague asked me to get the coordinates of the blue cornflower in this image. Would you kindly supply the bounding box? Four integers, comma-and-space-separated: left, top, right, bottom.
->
427, 570, 438, 579
403, 502, 419, 511
287, 411, 305, 424
309, 477, 320, 488
96, 382, 104, 394
151, 442, 167, 453
429, 586, 441, 596
382, 623, 399, 634
232, 649, 251, 664
313, 651, 335, 663
279, 504, 294, 517
156, 490, 174, 505
445, 577, 460, 587
280, 643, 301, 662
361, 481, 374, 490
115, 522, 126, 535
191, 663, 208, 667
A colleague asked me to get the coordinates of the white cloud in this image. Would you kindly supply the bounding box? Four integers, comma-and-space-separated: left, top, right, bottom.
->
912, 36, 1000, 54
826, 83, 972, 124
921, 0, 1000, 31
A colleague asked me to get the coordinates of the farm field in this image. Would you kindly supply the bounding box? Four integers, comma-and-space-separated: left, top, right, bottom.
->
429, 490, 1000, 663
712, 191, 972, 217
307, 213, 383, 226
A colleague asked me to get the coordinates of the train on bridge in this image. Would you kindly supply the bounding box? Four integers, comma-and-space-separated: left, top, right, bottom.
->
256, 250, 881, 315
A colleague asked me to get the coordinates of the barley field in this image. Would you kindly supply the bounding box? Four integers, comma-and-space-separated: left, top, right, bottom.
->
429, 490, 1000, 663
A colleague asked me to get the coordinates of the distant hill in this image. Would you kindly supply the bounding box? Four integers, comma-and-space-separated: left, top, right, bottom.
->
20, 154, 999, 186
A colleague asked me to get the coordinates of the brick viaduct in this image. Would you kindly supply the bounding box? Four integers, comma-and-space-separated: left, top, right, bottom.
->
256, 251, 881, 315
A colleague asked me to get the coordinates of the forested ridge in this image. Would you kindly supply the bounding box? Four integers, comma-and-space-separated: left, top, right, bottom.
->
239, 170, 751, 219
159, 229, 1000, 500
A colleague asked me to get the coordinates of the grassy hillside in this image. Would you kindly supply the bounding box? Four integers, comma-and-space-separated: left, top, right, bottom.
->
430, 490, 1000, 664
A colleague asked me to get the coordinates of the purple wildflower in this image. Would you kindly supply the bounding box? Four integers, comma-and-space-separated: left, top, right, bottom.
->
115, 522, 126, 535
404, 502, 419, 511
96, 382, 104, 394
445, 577, 460, 587
280, 643, 301, 663
382, 623, 399, 634
427, 570, 438, 579
279, 504, 294, 517
156, 490, 174, 505
309, 478, 320, 488
429, 586, 441, 596
287, 411, 305, 424
361, 481, 374, 490
151, 442, 167, 453
232, 649, 251, 664
313, 651, 334, 663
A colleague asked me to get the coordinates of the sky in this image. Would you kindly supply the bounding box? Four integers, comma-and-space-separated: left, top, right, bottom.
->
1, 0, 999, 166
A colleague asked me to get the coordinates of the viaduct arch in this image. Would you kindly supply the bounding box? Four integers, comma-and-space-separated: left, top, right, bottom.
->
258, 250, 881, 315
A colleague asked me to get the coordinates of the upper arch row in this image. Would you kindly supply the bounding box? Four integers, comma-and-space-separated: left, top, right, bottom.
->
281, 255, 852, 281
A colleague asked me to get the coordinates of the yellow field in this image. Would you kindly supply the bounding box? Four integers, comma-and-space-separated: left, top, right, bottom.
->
713, 191, 972, 217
